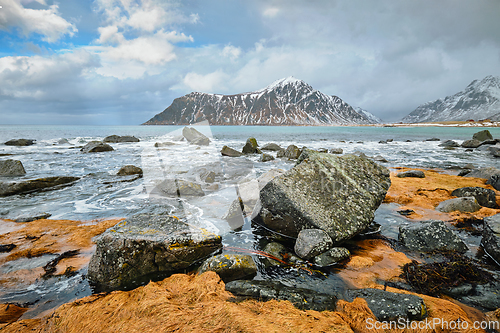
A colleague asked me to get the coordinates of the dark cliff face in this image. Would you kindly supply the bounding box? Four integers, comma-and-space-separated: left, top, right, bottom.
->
402, 75, 500, 123
143, 77, 376, 125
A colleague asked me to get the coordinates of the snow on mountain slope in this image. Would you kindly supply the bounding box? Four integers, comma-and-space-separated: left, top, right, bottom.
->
402, 75, 500, 123
144, 77, 377, 125
353, 107, 383, 124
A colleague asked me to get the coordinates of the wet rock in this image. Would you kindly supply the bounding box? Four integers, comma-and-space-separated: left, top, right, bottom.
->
487, 174, 500, 191
436, 197, 481, 213
396, 170, 425, 178
482, 214, 500, 264
458, 169, 472, 177
81, 141, 114, 153
4, 139, 35, 146
473, 129, 493, 142
0, 176, 80, 197
317, 148, 328, 153
182, 127, 210, 146
425, 138, 440, 141
399, 220, 468, 253
347, 289, 427, 321
0, 159, 26, 176
261, 241, 300, 266
329, 148, 343, 154
452, 282, 500, 311
314, 247, 350, 267
461, 139, 482, 148
294, 229, 333, 260
15, 212, 52, 222
221, 146, 243, 157
252, 150, 391, 243
103, 135, 140, 143
372, 155, 388, 163
200, 170, 216, 183
57, 138, 70, 145
439, 140, 460, 147
222, 199, 247, 230
198, 254, 257, 282
151, 179, 204, 197
225, 280, 338, 311
0, 244, 16, 253
154, 142, 176, 147
378, 140, 388, 144
465, 167, 500, 180
451, 187, 496, 208
259, 153, 274, 162
88, 213, 222, 291
261, 143, 282, 151
284, 145, 301, 159
242, 137, 260, 154
489, 145, 500, 157
117, 165, 143, 176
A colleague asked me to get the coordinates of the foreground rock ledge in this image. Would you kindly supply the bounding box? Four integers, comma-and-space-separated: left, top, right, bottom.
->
88, 213, 222, 291
252, 150, 391, 242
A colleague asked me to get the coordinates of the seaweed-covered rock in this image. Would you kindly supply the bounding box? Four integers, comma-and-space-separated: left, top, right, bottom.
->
117, 165, 143, 176
242, 137, 260, 154
0, 159, 26, 176
284, 145, 301, 159
294, 229, 333, 260
198, 254, 257, 282
397, 170, 425, 178
4, 139, 35, 146
88, 213, 222, 291
482, 214, 500, 264
399, 220, 468, 253
473, 129, 493, 142
314, 247, 350, 267
436, 197, 481, 213
0, 176, 80, 197
461, 139, 482, 148
225, 280, 338, 311
81, 141, 114, 153
451, 187, 496, 208
347, 289, 427, 321
103, 135, 139, 143
221, 146, 243, 157
182, 127, 210, 146
252, 150, 391, 243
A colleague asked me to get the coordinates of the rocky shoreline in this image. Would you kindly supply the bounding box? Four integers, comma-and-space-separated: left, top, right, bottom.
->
1, 128, 500, 331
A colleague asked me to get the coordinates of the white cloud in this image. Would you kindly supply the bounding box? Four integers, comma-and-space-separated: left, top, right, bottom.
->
183, 71, 229, 93
222, 45, 242, 60
263, 7, 280, 18
0, 0, 77, 42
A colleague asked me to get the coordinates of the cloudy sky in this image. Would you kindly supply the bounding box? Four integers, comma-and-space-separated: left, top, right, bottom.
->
1, 0, 499, 125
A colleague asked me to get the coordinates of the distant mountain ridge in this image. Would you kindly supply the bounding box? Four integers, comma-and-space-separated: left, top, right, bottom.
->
402, 75, 500, 123
144, 77, 380, 125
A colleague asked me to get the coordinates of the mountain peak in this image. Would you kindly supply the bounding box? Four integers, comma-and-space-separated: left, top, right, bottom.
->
261, 76, 311, 91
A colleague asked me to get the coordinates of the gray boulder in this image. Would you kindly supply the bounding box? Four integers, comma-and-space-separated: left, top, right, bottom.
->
182, 127, 210, 146
482, 214, 500, 264
372, 155, 388, 163
103, 135, 139, 143
15, 212, 51, 222
221, 199, 247, 230
88, 213, 222, 291
461, 139, 482, 148
329, 148, 343, 154
252, 150, 391, 243
221, 146, 243, 157
425, 138, 440, 141
242, 137, 260, 154
225, 280, 338, 311
489, 145, 500, 157
465, 167, 500, 180
284, 145, 301, 159
200, 170, 216, 183
398, 220, 468, 253
276, 148, 286, 158
259, 153, 274, 162
347, 289, 427, 321
4, 139, 35, 146
439, 140, 460, 147
261, 143, 282, 151
0, 176, 80, 197
294, 229, 333, 260
151, 179, 204, 197
436, 197, 481, 213
117, 165, 143, 176
198, 254, 257, 282
397, 170, 425, 178
487, 174, 500, 191
81, 141, 114, 153
451, 187, 496, 208
472, 129, 493, 142
0, 160, 26, 176
314, 247, 350, 267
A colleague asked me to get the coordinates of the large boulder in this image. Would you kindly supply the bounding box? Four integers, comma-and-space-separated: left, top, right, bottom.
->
461, 139, 482, 148
0, 160, 26, 176
261, 143, 282, 151
259, 153, 274, 162
242, 137, 260, 154
472, 129, 493, 142
482, 214, 500, 264
198, 254, 257, 282
221, 146, 243, 157
81, 141, 114, 153
103, 135, 139, 143
4, 139, 35, 146
0, 176, 80, 197
436, 197, 481, 213
182, 127, 210, 146
399, 220, 468, 253
88, 213, 222, 291
284, 145, 301, 159
451, 187, 496, 208
252, 151, 391, 243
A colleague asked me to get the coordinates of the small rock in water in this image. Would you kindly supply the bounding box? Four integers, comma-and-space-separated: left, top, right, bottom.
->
314, 247, 350, 267
103, 135, 139, 143
399, 220, 468, 253
439, 140, 460, 147
0, 176, 80, 197
198, 254, 257, 282
397, 170, 425, 178
451, 187, 496, 208
0, 159, 26, 176
329, 148, 343, 154
15, 212, 52, 222
200, 170, 216, 183
284, 145, 301, 159
81, 141, 114, 153
259, 153, 274, 162
4, 139, 35, 146
242, 137, 260, 154
372, 155, 388, 163
154, 142, 176, 147
472, 129, 493, 142
425, 138, 440, 141
221, 145, 243, 157
461, 139, 482, 148
151, 179, 204, 197
294, 229, 333, 260
261, 143, 282, 151
436, 197, 481, 213
57, 138, 70, 145
117, 165, 143, 176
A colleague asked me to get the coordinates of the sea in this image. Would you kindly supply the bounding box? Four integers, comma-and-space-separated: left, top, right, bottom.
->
1, 124, 500, 318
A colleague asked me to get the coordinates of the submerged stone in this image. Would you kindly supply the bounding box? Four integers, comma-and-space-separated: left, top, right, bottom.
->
399, 220, 468, 253
81, 141, 114, 153
0, 176, 80, 197
198, 254, 257, 282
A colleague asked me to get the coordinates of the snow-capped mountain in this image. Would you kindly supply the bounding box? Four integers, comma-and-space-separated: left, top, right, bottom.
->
353, 107, 383, 124
143, 77, 377, 125
402, 75, 500, 123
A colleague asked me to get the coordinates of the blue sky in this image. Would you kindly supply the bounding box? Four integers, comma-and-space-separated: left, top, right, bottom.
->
1, 0, 500, 125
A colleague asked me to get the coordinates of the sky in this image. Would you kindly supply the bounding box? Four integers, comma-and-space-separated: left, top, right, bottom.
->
1, 0, 500, 125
